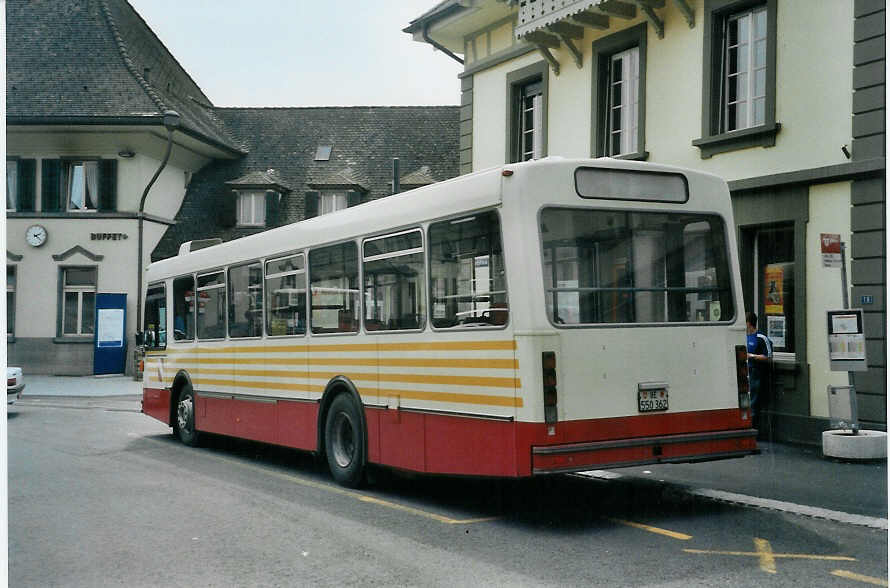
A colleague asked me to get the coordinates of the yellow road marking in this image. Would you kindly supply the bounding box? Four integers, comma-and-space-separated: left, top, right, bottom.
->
831, 569, 889, 586
754, 537, 777, 574
145, 437, 499, 525
605, 517, 692, 540
685, 537, 856, 574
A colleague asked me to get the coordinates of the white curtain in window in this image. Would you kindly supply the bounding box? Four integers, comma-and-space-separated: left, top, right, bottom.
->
6, 161, 17, 210
84, 161, 99, 209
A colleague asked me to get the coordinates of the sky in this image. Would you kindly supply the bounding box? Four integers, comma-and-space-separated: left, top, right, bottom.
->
127, 0, 463, 108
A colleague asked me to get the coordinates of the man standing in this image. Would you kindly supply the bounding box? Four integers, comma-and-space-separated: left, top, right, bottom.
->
746, 311, 772, 419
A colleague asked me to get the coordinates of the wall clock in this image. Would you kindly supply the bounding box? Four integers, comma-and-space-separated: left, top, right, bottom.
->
26, 224, 47, 247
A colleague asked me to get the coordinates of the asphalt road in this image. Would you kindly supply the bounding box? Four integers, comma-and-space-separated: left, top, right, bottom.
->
8, 398, 888, 587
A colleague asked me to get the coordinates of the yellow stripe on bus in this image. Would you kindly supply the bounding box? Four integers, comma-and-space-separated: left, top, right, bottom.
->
193, 378, 521, 408
170, 356, 518, 370
148, 339, 516, 356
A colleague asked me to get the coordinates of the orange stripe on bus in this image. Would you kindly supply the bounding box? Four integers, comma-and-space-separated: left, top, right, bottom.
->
172, 356, 518, 370
151, 339, 516, 356
193, 368, 520, 389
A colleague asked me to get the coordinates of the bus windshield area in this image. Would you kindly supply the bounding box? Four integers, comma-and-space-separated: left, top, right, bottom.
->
541, 208, 735, 325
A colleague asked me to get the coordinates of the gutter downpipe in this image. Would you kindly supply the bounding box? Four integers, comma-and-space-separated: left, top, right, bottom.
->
136, 110, 180, 335
423, 23, 464, 65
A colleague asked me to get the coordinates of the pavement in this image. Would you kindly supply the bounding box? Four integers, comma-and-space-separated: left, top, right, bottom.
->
12, 375, 888, 529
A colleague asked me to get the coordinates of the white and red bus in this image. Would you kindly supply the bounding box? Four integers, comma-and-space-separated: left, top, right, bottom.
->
141, 157, 757, 487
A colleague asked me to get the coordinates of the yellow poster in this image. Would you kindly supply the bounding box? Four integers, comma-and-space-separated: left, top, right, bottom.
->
764, 264, 784, 315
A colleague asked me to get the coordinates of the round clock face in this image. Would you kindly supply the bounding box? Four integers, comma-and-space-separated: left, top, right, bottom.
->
26, 224, 47, 247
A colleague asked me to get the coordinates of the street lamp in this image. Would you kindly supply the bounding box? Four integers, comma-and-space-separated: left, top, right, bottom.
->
136, 110, 180, 343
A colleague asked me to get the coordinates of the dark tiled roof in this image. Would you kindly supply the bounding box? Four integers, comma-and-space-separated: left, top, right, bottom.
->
152, 106, 460, 261
226, 169, 293, 192
6, 0, 244, 154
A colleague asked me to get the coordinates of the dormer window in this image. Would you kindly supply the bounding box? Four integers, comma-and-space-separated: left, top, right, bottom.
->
315, 146, 332, 161
237, 190, 268, 227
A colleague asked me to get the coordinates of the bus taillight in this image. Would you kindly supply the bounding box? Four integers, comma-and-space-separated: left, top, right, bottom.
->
735, 345, 750, 417
542, 351, 557, 424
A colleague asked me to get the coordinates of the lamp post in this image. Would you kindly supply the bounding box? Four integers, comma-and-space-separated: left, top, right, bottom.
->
136, 110, 180, 339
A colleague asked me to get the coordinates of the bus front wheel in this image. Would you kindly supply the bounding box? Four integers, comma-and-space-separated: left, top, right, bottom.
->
174, 385, 201, 447
324, 394, 365, 487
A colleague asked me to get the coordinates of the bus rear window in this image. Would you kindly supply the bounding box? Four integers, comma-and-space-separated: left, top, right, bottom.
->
575, 168, 688, 203
541, 208, 734, 325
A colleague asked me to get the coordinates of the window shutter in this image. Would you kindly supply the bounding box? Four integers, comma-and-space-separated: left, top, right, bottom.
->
265, 191, 280, 227
218, 191, 237, 227
17, 159, 36, 212
305, 191, 319, 219
41, 159, 63, 212
346, 190, 361, 208
98, 159, 117, 211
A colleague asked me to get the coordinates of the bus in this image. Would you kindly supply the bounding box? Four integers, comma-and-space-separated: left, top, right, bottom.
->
140, 157, 758, 487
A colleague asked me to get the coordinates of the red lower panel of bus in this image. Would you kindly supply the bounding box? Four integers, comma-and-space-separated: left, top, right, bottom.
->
143, 387, 755, 477
142, 387, 171, 424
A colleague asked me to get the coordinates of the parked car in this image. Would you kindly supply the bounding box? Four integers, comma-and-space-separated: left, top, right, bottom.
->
7, 367, 25, 404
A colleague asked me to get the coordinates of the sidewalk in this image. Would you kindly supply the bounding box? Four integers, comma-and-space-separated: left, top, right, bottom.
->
22, 374, 142, 397
17, 376, 888, 526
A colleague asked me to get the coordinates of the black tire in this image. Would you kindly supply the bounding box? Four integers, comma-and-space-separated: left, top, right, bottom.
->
324, 394, 365, 487
173, 384, 201, 447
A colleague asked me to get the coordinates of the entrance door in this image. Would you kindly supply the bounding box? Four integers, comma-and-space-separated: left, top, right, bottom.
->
93, 293, 127, 375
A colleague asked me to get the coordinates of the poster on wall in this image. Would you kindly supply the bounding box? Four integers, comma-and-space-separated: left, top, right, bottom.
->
763, 264, 784, 315
767, 315, 786, 348
97, 308, 124, 348
826, 309, 868, 371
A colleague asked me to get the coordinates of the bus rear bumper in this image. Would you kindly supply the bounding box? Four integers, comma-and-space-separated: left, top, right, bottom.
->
531, 428, 758, 474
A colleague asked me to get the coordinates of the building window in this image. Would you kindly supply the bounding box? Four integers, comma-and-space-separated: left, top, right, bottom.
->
320, 191, 348, 216
694, 0, 778, 158
7, 160, 17, 211
506, 62, 548, 163
237, 191, 266, 227
67, 161, 99, 211
723, 7, 767, 132
592, 24, 647, 160
61, 268, 96, 336
7, 266, 15, 337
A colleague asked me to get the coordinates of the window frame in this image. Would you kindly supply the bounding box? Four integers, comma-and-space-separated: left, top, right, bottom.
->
591, 23, 648, 161
308, 240, 361, 336
361, 228, 426, 334
172, 274, 197, 343
693, 0, 779, 159
6, 159, 18, 212
228, 261, 264, 339
7, 265, 15, 338
196, 270, 227, 341
65, 159, 101, 212
428, 209, 510, 331
59, 266, 97, 337
264, 252, 308, 338
506, 61, 549, 163
236, 191, 267, 227
143, 282, 167, 350
319, 190, 349, 216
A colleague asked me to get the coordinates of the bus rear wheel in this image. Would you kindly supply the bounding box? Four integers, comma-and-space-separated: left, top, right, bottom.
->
173, 385, 201, 447
325, 394, 365, 487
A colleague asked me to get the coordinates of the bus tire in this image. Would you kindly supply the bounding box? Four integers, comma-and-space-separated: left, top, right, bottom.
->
173, 384, 201, 447
324, 393, 365, 487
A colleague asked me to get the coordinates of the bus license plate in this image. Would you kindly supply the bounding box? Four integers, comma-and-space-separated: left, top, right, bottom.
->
638, 388, 668, 412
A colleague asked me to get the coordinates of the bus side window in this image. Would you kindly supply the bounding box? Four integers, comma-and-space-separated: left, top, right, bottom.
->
144, 283, 166, 349
428, 211, 509, 329
229, 261, 263, 338
197, 271, 226, 340
265, 254, 306, 337
172, 275, 196, 341
362, 229, 425, 332
309, 242, 360, 334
